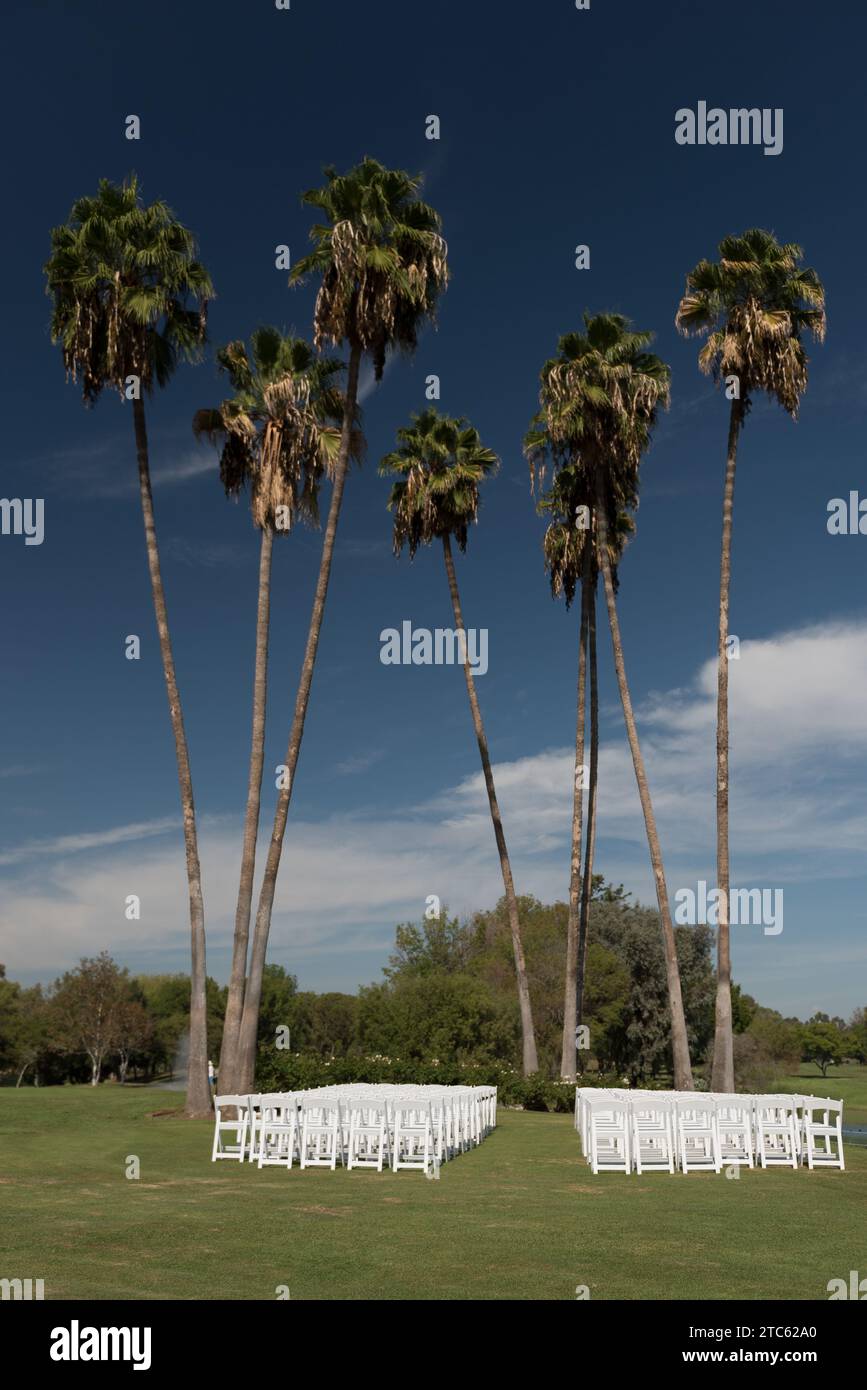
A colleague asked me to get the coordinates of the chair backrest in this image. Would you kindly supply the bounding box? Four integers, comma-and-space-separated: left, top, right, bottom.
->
215, 1093, 249, 1110
800, 1095, 843, 1119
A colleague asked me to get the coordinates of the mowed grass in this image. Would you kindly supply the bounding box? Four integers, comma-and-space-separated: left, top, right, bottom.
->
1, 1087, 864, 1301
773, 1063, 867, 1127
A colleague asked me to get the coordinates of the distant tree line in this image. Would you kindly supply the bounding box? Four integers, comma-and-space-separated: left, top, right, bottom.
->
2, 881, 864, 1092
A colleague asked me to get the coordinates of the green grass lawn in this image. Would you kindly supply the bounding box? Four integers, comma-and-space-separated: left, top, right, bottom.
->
772, 1063, 867, 1127
1, 1087, 865, 1301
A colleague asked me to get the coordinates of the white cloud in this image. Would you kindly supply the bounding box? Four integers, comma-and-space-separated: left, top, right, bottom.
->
1, 617, 864, 1014
333, 749, 385, 776
0, 817, 180, 868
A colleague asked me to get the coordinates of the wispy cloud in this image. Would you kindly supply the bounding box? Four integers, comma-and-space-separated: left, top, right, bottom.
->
0, 816, 179, 868
339, 538, 391, 560
333, 749, 385, 776
90, 450, 215, 499
164, 536, 248, 569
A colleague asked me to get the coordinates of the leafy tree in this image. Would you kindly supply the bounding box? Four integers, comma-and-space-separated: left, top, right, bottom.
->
358, 972, 515, 1065
132, 973, 222, 1079
846, 1007, 867, 1064
731, 984, 758, 1034
384, 912, 472, 981
741, 1006, 802, 1085
285, 992, 359, 1057
7, 986, 55, 1087
253, 964, 298, 1062
114, 1000, 154, 1083
49, 953, 130, 1085
0, 965, 18, 1071
676, 229, 825, 1091
801, 1021, 845, 1077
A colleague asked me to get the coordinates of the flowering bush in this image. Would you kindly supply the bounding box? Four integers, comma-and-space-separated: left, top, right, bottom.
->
254, 1052, 618, 1111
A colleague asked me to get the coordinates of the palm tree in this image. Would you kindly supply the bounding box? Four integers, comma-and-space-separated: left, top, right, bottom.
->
234, 159, 448, 1092
524, 451, 633, 1077
524, 458, 627, 1078
576, 567, 599, 1039
532, 315, 694, 1089
193, 329, 353, 1095
676, 230, 826, 1090
44, 176, 214, 1117
380, 407, 539, 1075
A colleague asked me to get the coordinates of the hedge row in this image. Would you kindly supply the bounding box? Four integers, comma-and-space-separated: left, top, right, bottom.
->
253, 1053, 623, 1112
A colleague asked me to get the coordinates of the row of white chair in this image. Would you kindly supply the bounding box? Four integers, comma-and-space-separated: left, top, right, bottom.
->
575, 1089, 845, 1175
212, 1084, 497, 1176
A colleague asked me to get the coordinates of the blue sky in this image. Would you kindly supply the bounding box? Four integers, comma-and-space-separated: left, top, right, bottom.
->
1, 0, 865, 1018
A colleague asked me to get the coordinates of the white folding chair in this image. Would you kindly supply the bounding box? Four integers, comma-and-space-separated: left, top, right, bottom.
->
630, 1097, 676, 1174
713, 1094, 755, 1168
800, 1096, 845, 1171
676, 1097, 721, 1173
755, 1095, 799, 1169
211, 1094, 250, 1162
392, 1100, 434, 1173
346, 1100, 391, 1172
257, 1094, 300, 1169
587, 1096, 631, 1174
299, 1096, 344, 1170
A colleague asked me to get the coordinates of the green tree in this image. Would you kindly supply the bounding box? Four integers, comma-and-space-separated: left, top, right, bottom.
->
801, 1021, 845, 1078
7, 986, 54, 1087
676, 229, 825, 1091
235, 159, 448, 1093
114, 1000, 154, 1083
731, 983, 758, 1033
846, 1007, 867, 1064
49, 953, 130, 1086
294, 992, 359, 1057
0, 965, 18, 1071
384, 912, 472, 981
194, 328, 355, 1094
359, 971, 515, 1065
44, 176, 214, 1116
380, 408, 538, 1074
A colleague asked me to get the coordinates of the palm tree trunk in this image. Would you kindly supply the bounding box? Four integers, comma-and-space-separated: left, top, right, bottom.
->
218, 524, 274, 1095
441, 533, 539, 1075
576, 579, 599, 1030
594, 473, 694, 1089
560, 555, 591, 1080
235, 344, 363, 1092
711, 397, 743, 1092
133, 395, 210, 1118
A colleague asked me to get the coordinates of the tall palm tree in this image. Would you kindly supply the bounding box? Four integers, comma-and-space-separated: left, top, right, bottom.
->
532, 315, 694, 1089
576, 567, 598, 1039
193, 329, 353, 1094
676, 230, 826, 1090
44, 176, 214, 1117
380, 408, 539, 1074
523, 458, 625, 1078
234, 159, 448, 1092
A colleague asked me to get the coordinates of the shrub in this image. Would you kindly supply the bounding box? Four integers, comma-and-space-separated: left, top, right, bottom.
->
253, 1051, 616, 1111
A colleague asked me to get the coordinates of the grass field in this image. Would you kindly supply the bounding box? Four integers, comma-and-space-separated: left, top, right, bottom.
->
1, 1085, 865, 1301
775, 1063, 867, 1127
